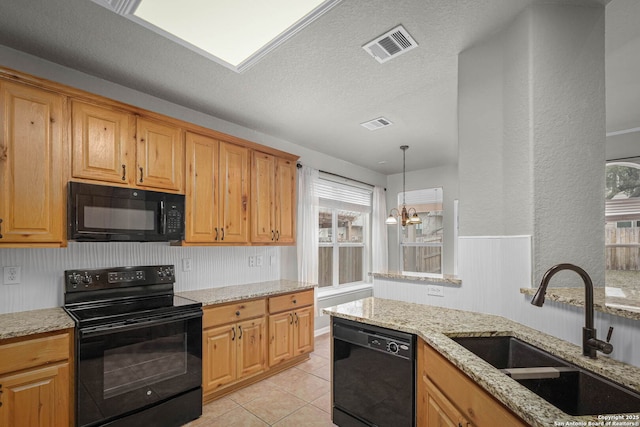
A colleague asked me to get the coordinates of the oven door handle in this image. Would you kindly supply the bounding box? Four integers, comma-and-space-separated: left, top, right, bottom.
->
79, 310, 202, 339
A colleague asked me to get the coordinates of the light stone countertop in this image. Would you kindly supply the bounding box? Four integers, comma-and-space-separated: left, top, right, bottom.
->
520, 286, 640, 321
371, 271, 462, 285
324, 297, 640, 427
0, 307, 75, 340
176, 279, 316, 306
0, 280, 316, 341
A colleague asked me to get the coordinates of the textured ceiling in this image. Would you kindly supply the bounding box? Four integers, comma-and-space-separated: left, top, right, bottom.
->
0, 0, 628, 174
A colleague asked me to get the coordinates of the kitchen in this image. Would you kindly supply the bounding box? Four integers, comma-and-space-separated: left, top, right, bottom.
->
1, 0, 640, 426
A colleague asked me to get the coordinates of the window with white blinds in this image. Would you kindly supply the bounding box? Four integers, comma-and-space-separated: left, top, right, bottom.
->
317, 177, 372, 287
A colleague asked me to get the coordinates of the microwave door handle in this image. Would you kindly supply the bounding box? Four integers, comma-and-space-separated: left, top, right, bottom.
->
160, 201, 167, 235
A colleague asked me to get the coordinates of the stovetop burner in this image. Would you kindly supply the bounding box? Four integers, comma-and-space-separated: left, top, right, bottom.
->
63, 264, 200, 327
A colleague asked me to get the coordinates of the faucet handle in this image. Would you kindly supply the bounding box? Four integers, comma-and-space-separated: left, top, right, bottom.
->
606, 326, 614, 343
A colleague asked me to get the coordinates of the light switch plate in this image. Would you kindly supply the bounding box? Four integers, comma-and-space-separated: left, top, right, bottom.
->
4, 266, 21, 285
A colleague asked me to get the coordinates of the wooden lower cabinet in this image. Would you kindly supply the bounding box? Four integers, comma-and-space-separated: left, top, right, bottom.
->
268, 291, 314, 367
417, 339, 527, 427
0, 330, 72, 427
202, 301, 267, 397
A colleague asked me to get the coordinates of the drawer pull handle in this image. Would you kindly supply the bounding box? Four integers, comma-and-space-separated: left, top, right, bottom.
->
294, 313, 298, 325
276, 230, 280, 241
139, 167, 144, 183
271, 230, 275, 241
0, 218, 3, 239
231, 326, 236, 341
215, 228, 218, 240
289, 313, 293, 325
238, 325, 243, 339
121, 164, 126, 181
221, 228, 225, 241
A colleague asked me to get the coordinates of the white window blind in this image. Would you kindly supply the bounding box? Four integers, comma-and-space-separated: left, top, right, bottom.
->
315, 179, 372, 212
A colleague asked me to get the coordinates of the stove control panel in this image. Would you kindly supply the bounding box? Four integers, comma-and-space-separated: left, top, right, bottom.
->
64, 265, 175, 293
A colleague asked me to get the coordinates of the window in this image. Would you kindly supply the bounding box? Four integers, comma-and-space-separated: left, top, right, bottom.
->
317, 178, 371, 287
398, 188, 443, 276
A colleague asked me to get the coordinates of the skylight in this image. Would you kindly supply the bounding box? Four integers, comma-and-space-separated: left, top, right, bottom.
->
93, 0, 341, 72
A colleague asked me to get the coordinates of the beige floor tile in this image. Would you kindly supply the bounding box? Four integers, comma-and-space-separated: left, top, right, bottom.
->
272, 404, 337, 427
309, 364, 331, 381
312, 347, 331, 359
266, 366, 309, 389
227, 380, 282, 405
278, 371, 331, 402
206, 406, 269, 427
242, 388, 307, 424
201, 396, 239, 418
310, 391, 332, 414
296, 353, 330, 374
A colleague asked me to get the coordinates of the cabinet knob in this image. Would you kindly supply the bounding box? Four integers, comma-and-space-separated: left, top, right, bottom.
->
293, 299, 297, 304
236, 311, 240, 316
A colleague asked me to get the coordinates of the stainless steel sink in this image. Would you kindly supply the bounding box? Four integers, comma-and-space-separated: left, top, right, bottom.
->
451, 336, 640, 416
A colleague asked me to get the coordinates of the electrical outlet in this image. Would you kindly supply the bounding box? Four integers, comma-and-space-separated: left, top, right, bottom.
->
182, 258, 192, 272
4, 266, 21, 285
248, 256, 256, 267
427, 284, 444, 297
256, 256, 263, 267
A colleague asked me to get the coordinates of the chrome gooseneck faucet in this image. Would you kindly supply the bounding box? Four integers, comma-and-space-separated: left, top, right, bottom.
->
531, 263, 613, 359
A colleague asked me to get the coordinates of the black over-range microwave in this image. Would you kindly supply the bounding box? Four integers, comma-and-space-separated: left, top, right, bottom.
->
68, 182, 185, 242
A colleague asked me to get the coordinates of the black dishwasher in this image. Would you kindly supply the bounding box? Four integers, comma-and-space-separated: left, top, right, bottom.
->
332, 317, 416, 427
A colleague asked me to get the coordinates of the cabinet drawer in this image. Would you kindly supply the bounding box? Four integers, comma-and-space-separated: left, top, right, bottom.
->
268, 290, 314, 314
204, 299, 266, 328
0, 332, 70, 375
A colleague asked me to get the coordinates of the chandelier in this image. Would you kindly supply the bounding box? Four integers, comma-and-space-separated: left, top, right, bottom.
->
386, 145, 422, 226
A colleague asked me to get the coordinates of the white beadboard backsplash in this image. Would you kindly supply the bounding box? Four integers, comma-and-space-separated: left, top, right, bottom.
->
0, 243, 281, 314
374, 236, 640, 367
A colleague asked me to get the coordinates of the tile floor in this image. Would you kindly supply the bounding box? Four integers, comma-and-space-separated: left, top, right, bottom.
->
187, 333, 336, 426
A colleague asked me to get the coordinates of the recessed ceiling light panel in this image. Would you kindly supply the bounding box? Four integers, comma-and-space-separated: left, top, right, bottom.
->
91, 0, 342, 73
363, 25, 418, 64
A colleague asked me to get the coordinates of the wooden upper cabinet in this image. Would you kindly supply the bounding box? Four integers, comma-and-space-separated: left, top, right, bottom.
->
71, 100, 134, 185
251, 152, 276, 243
185, 131, 248, 243
0, 81, 64, 245
251, 152, 296, 244
136, 117, 183, 192
275, 157, 296, 244
219, 141, 249, 243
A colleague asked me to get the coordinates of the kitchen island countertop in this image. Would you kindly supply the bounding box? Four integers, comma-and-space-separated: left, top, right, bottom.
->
324, 297, 640, 427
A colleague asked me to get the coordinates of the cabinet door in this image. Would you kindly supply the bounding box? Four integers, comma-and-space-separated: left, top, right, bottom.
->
71, 100, 134, 185
293, 306, 314, 355
136, 117, 183, 192
218, 142, 249, 243
268, 311, 294, 366
237, 317, 267, 379
185, 132, 218, 242
203, 324, 237, 392
0, 362, 69, 427
424, 377, 469, 427
251, 152, 275, 243
275, 157, 296, 243
0, 81, 64, 244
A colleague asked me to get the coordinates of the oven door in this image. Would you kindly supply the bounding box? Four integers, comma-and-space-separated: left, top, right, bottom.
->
76, 310, 202, 427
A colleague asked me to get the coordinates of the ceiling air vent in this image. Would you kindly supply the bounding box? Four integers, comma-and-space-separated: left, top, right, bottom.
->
361, 117, 393, 131
363, 25, 418, 64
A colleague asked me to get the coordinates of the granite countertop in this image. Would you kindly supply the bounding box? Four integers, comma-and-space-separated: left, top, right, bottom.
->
0, 307, 75, 340
519, 285, 640, 321
371, 271, 462, 285
176, 279, 316, 306
324, 297, 640, 427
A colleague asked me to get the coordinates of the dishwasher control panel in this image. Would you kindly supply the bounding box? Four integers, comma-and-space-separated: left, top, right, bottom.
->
368, 334, 412, 358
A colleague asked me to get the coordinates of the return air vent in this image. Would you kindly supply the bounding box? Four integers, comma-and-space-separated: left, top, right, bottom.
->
361, 117, 393, 131
363, 25, 418, 64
